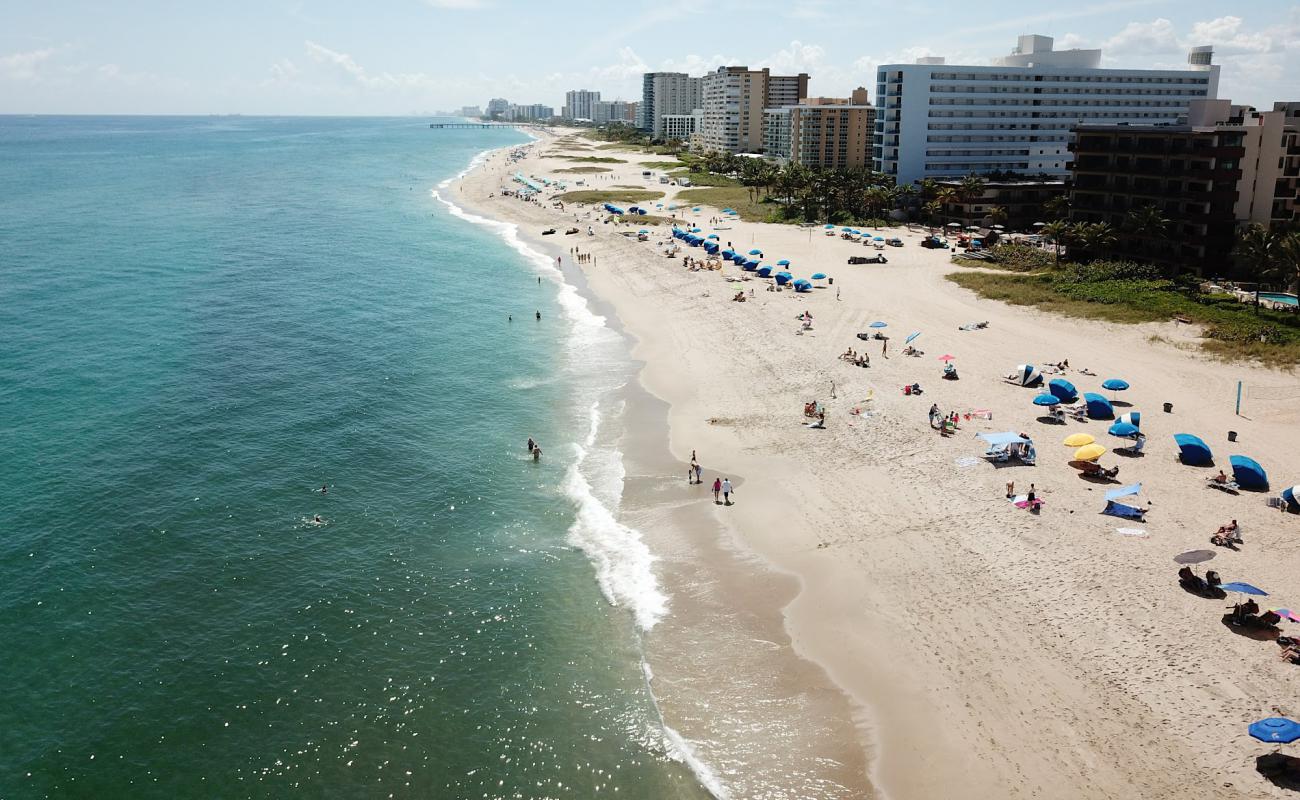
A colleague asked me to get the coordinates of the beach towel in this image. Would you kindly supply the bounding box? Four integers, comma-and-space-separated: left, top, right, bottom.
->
1115, 527, 1148, 537
1009, 494, 1044, 509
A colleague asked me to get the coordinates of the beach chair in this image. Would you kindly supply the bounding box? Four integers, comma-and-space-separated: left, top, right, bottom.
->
1206, 478, 1240, 493
984, 445, 1011, 463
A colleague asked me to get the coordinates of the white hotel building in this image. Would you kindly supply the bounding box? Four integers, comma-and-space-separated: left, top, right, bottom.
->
875, 35, 1221, 185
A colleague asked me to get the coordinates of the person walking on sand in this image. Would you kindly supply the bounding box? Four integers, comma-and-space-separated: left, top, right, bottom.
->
694, 462, 702, 484
721, 478, 734, 505
882, 338, 888, 358
712, 477, 722, 504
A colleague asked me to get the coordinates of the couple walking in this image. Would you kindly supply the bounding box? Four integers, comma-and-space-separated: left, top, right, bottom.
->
711, 477, 734, 506
688, 449, 734, 505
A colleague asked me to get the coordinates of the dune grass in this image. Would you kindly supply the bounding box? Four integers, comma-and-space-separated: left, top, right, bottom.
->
642, 160, 687, 170
553, 166, 613, 174
555, 189, 664, 204
674, 187, 771, 222
670, 169, 741, 187
560, 156, 626, 163
947, 267, 1300, 364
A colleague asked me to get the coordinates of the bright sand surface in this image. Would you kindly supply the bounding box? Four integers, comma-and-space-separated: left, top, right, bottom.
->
446, 129, 1300, 799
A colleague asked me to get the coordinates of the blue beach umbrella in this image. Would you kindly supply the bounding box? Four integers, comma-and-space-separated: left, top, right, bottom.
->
874, 236, 884, 241
692, 207, 701, 212
1219, 582, 1269, 596
793, 278, 813, 293
824, 224, 835, 229
691, 227, 702, 232
869, 321, 888, 328
756, 266, 774, 277
776, 259, 791, 266
1083, 392, 1115, 420
811, 272, 827, 280
748, 249, 762, 255
774, 271, 793, 285
1033, 394, 1061, 407
742, 259, 759, 271
1108, 421, 1139, 437
1230, 455, 1269, 490
707, 234, 719, 239
905, 331, 922, 344
723, 208, 735, 213
1249, 718, 1300, 744
1102, 378, 1130, 392
1048, 378, 1078, 403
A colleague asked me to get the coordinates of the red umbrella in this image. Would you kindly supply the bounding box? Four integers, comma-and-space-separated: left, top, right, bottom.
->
938, 354, 955, 362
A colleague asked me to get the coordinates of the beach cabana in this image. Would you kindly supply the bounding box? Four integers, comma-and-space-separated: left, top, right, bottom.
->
1102, 483, 1146, 519
1283, 486, 1300, 511
793, 279, 813, 293
1012, 364, 1043, 387
1083, 392, 1115, 420
1048, 378, 1078, 403
774, 271, 793, 286
756, 266, 774, 278
1230, 455, 1268, 490
1173, 433, 1213, 465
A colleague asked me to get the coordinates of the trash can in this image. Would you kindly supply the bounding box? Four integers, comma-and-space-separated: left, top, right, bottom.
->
828, 277, 834, 285
1163, 402, 1173, 413
1228, 431, 1238, 442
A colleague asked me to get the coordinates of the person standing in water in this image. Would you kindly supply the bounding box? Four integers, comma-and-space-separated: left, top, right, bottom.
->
535, 310, 541, 320
527, 437, 536, 453
533, 445, 542, 462
721, 478, 734, 505
711, 477, 721, 504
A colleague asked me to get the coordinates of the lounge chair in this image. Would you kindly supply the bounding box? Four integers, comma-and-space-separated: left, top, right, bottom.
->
1207, 477, 1239, 492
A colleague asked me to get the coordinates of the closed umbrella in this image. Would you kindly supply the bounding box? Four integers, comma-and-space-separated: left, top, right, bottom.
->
905, 331, 922, 344
1033, 394, 1061, 406
1063, 433, 1095, 447
1074, 444, 1107, 461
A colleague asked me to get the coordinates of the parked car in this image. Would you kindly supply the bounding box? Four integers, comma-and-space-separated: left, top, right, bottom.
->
886, 238, 904, 247
920, 237, 949, 249
848, 254, 888, 264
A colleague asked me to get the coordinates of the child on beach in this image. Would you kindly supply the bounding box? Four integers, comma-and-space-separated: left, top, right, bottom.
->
712, 477, 721, 503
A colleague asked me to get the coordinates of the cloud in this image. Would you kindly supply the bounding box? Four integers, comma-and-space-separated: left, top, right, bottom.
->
1189, 16, 1273, 54
1102, 19, 1182, 55
423, 0, 483, 7
0, 45, 65, 80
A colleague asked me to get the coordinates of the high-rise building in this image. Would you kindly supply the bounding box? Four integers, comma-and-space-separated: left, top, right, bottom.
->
508, 104, 554, 121
592, 100, 633, 126
787, 88, 876, 169
696, 66, 809, 154
639, 72, 703, 137
563, 89, 601, 121
875, 35, 1221, 185
486, 98, 510, 119
662, 111, 702, 143
460, 105, 484, 119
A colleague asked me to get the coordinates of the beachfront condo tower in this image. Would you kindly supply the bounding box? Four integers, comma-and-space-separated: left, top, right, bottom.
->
875, 34, 1221, 186
563, 90, 601, 122
697, 66, 810, 154
640, 72, 703, 138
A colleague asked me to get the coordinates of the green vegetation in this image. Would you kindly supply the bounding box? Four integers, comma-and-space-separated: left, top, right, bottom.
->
948, 252, 1300, 363
669, 169, 741, 187
674, 188, 770, 222
953, 243, 1056, 272
555, 189, 664, 204
642, 161, 686, 170
560, 156, 626, 164
553, 166, 613, 174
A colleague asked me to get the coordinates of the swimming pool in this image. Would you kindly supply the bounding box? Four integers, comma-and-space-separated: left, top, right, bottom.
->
1257, 292, 1299, 306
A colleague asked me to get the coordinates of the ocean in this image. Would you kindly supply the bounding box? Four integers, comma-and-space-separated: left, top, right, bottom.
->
0, 116, 712, 798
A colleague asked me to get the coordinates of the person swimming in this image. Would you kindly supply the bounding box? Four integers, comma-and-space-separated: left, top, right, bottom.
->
535, 310, 541, 320
320, 485, 327, 494
313, 515, 323, 524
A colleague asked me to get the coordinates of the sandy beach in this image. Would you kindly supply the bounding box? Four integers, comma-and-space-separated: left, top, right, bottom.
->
447, 128, 1300, 799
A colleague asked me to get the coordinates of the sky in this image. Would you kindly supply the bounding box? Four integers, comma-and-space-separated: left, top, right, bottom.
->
2, 0, 1297, 115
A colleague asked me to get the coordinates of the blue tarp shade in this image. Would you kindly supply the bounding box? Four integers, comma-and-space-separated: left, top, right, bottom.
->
1103, 501, 1145, 519
1173, 433, 1212, 465
1048, 378, 1078, 403
1084, 393, 1114, 419
1105, 483, 1142, 501
978, 432, 1029, 447
1230, 455, 1268, 489
1283, 486, 1300, 508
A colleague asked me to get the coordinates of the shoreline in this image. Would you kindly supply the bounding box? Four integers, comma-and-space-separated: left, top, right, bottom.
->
441, 127, 1300, 800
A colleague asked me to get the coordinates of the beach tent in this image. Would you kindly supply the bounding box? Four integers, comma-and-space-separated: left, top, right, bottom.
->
774, 271, 793, 285
1283, 486, 1300, 510
721, 249, 735, 259
704, 243, 719, 254
1048, 378, 1078, 403
731, 253, 747, 265
756, 266, 774, 277
793, 279, 813, 293
1118, 411, 1141, 428
1102, 483, 1145, 519
742, 259, 760, 271
1083, 392, 1115, 420
1230, 455, 1268, 490
1173, 434, 1213, 466
1013, 364, 1043, 387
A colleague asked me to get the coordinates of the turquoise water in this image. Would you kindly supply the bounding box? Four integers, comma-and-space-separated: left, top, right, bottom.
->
1257, 292, 1298, 306
0, 117, 706, 798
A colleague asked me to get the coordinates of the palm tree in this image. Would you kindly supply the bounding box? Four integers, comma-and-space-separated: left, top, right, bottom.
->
1042, 194, 1070, 221
1068, 221, 1116, 262
922, 200, 943, 230
1232, 224, 1285, 313
1122, 204, 1171, 262
1281, 231, 1300, 294
986, 206, 1009, 226
917, 178, 941, 201
957, 174, 987, 204
1040, 220, 1070, 266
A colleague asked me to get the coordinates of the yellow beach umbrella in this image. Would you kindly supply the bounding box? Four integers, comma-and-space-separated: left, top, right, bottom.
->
1074, 444, 1107, 462
1063, 433, 1095, 447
